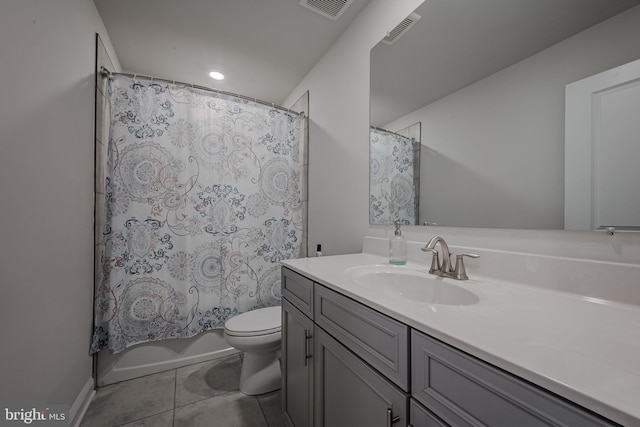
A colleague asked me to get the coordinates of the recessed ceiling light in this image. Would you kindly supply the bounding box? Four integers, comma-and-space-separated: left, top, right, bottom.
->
209, 71, 225, 81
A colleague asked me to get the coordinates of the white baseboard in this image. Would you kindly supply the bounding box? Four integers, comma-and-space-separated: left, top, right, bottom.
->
69, 377, 95, 427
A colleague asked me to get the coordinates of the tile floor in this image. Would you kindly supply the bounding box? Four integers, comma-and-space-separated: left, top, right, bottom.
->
81, 354, 284, 427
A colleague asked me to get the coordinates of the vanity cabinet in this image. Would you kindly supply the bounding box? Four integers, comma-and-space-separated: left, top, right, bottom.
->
281, 267, 618, 427
282, 267, 409, 427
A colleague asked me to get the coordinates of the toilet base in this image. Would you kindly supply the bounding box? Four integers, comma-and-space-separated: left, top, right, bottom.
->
239, 351, 281, 395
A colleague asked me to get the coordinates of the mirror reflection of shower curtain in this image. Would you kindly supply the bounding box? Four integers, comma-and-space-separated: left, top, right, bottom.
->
91, 75, 305, 354
369, 127, 419, 225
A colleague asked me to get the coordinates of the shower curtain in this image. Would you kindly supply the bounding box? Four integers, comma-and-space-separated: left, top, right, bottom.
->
91, 75, 304, 354
369, 127, 417, 225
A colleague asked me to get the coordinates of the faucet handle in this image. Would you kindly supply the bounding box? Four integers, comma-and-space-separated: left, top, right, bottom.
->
453, 253, 480, 280
421, 247, 441, 273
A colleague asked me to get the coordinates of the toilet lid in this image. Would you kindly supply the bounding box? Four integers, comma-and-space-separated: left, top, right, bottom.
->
224, 306, 281, 336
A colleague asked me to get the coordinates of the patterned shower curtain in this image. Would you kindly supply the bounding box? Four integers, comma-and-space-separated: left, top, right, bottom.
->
369, 127, 417, 225
91, 75, 304, 354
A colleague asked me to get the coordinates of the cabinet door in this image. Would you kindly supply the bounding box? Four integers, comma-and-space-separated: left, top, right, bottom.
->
410, 399, 448, 427
282, 299, 314, 427
315, 326, 407, 427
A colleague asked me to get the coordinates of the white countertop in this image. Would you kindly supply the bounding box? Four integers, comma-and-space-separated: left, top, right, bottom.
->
282, 253, 640, 426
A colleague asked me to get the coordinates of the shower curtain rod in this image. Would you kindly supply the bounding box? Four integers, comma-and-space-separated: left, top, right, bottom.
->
99, 67, 304, 117
371, 125, 416, 141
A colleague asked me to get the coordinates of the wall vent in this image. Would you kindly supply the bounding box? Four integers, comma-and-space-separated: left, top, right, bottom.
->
299, 0, 354, 20
381, 12, 422, 45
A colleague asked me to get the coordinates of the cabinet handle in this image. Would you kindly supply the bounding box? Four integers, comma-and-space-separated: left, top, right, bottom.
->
386, 408, 400, 427
304, 329, 313, 366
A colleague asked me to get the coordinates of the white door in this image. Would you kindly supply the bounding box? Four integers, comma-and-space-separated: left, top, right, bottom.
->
565, 58, 640, 231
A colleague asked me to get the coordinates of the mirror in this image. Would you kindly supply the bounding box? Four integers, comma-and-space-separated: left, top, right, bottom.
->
370, 0, 640, 229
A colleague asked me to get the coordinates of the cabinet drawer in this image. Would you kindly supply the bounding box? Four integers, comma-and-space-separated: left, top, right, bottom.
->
411, 330, 617, 427
314, 284, 409, 391
282, 267, 314, 318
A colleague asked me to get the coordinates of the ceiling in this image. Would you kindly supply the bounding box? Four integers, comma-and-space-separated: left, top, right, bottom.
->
95, 0, 640, 118
370, 0, 640, 126
93, 0, 372, 105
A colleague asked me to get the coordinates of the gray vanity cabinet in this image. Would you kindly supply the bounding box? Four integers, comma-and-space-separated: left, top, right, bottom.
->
282, 266, 618, 427
282, 267, 409, 427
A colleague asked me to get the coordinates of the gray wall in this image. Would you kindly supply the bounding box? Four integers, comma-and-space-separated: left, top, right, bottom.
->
0, 0, 119, 410
284, 0, 424, 256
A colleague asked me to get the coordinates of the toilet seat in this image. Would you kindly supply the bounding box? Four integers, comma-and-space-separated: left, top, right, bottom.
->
224, 306, 281, 337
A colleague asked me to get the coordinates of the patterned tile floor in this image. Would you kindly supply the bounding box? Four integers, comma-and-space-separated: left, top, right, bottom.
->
81, 354, 283, 427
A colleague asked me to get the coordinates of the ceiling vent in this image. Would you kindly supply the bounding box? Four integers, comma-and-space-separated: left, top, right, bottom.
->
299, 0, 354, 20
381, 12, 421, 45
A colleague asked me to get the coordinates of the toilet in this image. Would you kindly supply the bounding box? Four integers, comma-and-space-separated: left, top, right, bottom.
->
223, 306, 282, 395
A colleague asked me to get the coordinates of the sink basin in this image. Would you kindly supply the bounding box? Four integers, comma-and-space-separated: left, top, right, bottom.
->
345, 265, 479, 306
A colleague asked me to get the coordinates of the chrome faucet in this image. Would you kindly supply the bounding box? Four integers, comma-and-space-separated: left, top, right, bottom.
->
421, 236, 479, 280
422, 236, 452, 275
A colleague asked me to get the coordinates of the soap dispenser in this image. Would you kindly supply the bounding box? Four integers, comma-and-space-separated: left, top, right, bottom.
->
389, 222, 407, 265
